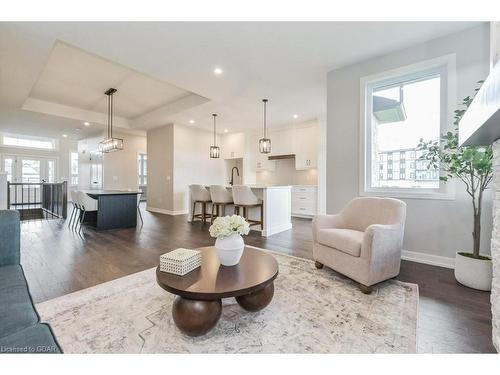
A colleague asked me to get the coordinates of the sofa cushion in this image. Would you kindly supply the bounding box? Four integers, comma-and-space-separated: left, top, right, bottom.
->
0, 323, 61, 353
316, 228, 364, 257
0, 265, 39, 337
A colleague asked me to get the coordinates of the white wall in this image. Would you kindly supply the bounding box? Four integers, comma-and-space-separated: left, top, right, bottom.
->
326, 24, 492, 261
146, 123, 226, 214
103, 132, 147, 190
172, 124, 225, 213
146, 124, 174, 212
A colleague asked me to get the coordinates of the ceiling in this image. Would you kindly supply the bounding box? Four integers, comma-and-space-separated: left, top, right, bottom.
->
0, 21, 484, 139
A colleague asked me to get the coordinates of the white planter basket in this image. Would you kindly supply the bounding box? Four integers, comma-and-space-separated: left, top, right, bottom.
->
215, 233, 245, 266
454, 252, 492, 291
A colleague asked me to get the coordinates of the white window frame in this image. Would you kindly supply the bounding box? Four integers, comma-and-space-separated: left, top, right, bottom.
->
0, 153, 58, 183
1, 133, 58, 151
70, 151, 79, 186
359, 54, 456, 200
137, 152, 147, 186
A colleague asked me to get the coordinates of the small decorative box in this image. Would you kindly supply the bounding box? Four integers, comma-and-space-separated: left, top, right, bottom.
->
160, 248, 202, 276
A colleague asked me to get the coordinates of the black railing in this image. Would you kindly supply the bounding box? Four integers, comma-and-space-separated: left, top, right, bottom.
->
7, 181, 67, 220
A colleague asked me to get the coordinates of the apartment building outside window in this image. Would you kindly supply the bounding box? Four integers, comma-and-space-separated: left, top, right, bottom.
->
360, 55, 454, 199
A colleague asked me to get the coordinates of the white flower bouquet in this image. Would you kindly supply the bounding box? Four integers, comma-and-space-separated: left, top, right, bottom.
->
209, 215, 250, 239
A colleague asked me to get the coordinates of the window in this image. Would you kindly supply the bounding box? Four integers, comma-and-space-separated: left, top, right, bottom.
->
70, 152, 78, 185
47, 160, 55, 183
21, 159, 41, 183
361, 56, 453, 198
2, 134, 56, 150
379, 164, 383, 170
3, 158, 13, 182
138, 153, 147, 186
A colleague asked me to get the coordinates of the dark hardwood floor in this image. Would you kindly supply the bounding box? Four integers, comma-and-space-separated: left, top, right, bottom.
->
20, 205, 495, 353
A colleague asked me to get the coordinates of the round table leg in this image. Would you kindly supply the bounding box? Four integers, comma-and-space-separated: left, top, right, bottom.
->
236, 282, 274, 312
172, 296, 222, 336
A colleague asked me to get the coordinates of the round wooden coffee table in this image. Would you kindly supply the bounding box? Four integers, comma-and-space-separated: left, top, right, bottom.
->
156, 246, 279, 336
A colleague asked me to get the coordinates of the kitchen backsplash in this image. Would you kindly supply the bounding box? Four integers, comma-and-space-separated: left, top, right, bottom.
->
256, 159, 318, 186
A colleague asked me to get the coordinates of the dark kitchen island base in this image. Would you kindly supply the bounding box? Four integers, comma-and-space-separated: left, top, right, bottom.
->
82, 190, 140, 230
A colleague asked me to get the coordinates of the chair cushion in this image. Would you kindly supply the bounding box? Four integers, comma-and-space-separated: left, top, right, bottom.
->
0, 265, 39, 337
0, 323, 61, 353
316, 228, 364, 257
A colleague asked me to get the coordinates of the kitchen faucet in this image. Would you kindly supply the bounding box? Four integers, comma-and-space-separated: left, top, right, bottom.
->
229, 166, 240, 186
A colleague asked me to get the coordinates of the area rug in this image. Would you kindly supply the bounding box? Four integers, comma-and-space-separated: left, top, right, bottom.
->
36, 247, 418, 353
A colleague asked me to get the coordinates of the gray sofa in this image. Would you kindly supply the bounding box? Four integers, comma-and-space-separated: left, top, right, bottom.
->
0, 210, 61, 354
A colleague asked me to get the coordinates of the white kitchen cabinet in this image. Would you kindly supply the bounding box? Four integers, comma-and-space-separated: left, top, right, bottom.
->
294, 125, 318, 170
222, 132, 245, 159
269, 128, 295, 156
291, 186, 317, 217
255, 153, 275, 171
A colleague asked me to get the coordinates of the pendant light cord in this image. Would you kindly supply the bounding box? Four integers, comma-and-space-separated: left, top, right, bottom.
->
107, 94, 111, 139
263, 99, 268, 138
213, 114, 217, 146
110, 93, 114, 138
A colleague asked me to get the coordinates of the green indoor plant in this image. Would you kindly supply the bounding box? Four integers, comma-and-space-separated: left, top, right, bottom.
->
417, 81, 494, 290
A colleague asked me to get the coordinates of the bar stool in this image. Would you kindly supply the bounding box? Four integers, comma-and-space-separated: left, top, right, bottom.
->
209, 185, 233, 222
232, 185, 264, 230
77, 191, 99, 232
68, 190, 81, 229
189, 185, 212, 224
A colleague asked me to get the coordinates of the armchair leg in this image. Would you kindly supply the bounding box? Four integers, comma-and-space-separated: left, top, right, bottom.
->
359, 284, 373, 294
314, 261, 324, 269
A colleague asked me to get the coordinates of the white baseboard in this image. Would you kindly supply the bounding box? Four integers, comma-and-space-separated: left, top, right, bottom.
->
146, 206, 188, 216
262, 223, 293, 237
402, 250, 455, 269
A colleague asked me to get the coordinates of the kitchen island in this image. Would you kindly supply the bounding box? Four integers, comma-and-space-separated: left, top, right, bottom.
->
81, 190, 141, 230
188, 185, 292, 237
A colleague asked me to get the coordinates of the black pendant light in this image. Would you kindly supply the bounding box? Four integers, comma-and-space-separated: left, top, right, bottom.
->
99, 88, 124, 153
259, 99, 271, 154
210, 113, 220, 158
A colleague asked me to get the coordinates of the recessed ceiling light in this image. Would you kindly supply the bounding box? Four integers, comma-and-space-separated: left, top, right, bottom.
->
214, 67, 223, 75
293, 114, 299, 119
62, 134, 68, 138
189, 119, 195, 124
224, 129, 228, 133
83, 122, 90, 126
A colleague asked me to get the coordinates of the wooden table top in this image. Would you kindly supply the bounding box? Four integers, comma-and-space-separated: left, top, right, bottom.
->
156, 246, 279, 300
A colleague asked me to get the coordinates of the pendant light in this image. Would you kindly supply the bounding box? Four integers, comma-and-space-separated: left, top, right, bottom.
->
259, 99, 271, 154
209, 113, 220, 158
99, 88, 124, 153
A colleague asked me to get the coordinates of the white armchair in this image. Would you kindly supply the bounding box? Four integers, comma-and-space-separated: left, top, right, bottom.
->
312, 197, 406, 294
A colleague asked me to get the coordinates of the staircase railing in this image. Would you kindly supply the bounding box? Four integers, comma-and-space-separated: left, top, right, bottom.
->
7, 181, 67, 220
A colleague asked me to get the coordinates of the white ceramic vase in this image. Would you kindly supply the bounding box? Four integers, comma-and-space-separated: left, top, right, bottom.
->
454, 252, 492, 291
215, 233, 245, 266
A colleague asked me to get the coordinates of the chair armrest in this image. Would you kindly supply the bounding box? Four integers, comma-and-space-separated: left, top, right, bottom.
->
312, 214, 343, 242
361, 223, 404, 261
0, 210, 21, 266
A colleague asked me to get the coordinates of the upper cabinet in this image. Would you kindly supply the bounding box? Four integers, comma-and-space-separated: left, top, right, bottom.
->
221, 132, 245, 159
294, 125, 318, 170
269, 128, 296, 156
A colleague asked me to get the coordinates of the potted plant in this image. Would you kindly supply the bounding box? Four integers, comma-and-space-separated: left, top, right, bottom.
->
418, 82, 494, 291
209, 215, 250, 266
